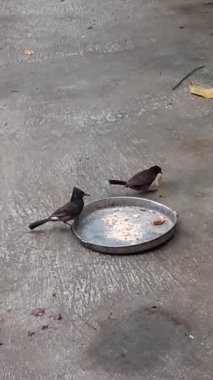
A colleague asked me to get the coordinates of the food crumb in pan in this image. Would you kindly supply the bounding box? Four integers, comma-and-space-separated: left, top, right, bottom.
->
151, 214, 165, 225
103, 211, 142, 242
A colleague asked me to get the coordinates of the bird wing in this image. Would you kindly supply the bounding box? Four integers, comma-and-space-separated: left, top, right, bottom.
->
127, 169, 156, 188
51, 202, 79, 219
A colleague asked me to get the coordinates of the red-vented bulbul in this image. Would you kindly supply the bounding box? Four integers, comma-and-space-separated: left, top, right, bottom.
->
109, 165, 162, 192
28, 187, 89, 230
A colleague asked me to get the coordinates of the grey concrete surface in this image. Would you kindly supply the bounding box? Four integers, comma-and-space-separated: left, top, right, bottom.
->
0, 0, 213, 379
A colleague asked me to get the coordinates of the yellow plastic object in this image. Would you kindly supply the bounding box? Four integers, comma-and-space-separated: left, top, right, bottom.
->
189, 82, 213, 99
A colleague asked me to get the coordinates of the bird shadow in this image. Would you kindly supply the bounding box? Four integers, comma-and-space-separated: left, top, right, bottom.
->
108, 180, 177, 199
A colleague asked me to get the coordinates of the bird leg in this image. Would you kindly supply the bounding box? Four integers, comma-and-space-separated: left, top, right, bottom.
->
64, 222, 72, 227
147, 188, 158, 193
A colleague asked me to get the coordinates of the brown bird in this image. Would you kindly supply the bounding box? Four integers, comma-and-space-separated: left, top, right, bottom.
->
28, 187, 90, 230
109, 165, 162, 192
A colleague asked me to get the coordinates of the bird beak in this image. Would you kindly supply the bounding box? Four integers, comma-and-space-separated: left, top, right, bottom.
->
84, 193, 90, 196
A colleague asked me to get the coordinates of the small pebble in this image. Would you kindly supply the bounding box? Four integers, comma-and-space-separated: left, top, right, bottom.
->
120, 348, 127, 358
193, 193, 204, 197
42, 325, 49, 330
31, 308, 45, 317
50, 313, 62, 321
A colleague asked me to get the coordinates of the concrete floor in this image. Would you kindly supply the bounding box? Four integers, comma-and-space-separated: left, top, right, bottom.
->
0, 0, 213, 379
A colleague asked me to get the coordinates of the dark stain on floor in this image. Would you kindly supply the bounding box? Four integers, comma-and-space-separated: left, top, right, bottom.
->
86, 306, 199, 375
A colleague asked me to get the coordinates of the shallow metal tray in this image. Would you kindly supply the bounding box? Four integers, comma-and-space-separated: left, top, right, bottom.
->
73, 197, 178, 254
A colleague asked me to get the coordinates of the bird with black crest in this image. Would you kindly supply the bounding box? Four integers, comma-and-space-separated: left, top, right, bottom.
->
28, 187, 90, 230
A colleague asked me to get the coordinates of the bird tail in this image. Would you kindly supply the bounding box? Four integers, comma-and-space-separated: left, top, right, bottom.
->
109, 179, 127, 186
28, 218, 49, 230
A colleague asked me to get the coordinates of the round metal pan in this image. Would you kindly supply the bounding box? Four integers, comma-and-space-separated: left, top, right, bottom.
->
73, 197, 178, 254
